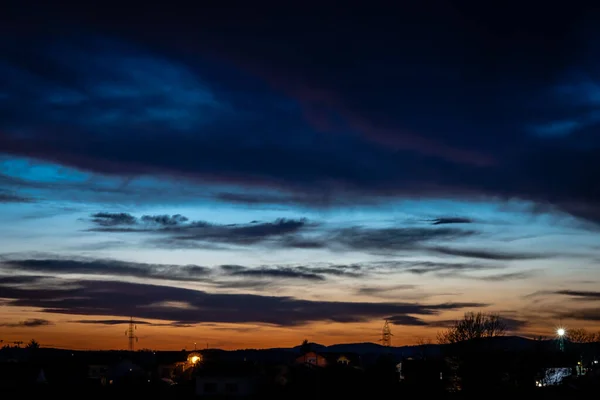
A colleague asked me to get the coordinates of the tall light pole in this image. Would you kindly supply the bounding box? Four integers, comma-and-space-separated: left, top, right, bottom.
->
556, 328, 566, 352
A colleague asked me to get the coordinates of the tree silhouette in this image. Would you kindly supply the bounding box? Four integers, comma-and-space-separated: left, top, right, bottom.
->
300, 339, 312, 364
437, 312, 506, 344
300, 339, 311, 354
26, 339, 40, 349
437, 312, 508, 392
567, 328, 598, 343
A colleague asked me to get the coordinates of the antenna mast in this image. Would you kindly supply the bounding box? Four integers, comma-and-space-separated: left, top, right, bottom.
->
125, 317, 138, 351
380, 319, 392, 347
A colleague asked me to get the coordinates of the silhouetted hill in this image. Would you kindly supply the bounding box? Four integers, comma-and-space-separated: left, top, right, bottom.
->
1, 335, 582, 366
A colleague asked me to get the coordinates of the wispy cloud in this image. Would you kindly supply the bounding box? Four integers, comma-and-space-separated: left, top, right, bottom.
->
0, 318, 53, 328
430, 247, 548, 261
0, 257, 210, 282
90, 212, 136, 226
357, 285, 418, 297
386, 315, 429, 326
429, 217, 473, 225
553, 290, 600, 300
88, 213, 312, 246
85, 212, 478, 254
225, 266, 325, 281
0, 191, 33, 203
402, 261, 499, 275
71, 319, 152, 325
330, 227, 475, 253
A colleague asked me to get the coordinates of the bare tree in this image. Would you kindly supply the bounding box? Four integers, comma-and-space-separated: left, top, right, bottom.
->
567, 328, 598, 343
437, 312, 507, 344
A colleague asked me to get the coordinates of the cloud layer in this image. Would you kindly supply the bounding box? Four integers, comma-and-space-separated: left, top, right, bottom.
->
0, 276, 486, 326
1, 6, 600, 224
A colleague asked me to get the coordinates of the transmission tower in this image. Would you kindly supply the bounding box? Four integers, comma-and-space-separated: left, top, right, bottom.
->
125, 317, 138, 351
380, 319, 393, 347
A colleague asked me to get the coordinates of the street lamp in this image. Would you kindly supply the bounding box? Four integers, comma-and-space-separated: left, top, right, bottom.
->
556, 327, 566, 352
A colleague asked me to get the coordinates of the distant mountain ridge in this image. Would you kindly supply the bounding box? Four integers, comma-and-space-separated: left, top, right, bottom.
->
4, 336, 572, 361
282, 336, 559, 357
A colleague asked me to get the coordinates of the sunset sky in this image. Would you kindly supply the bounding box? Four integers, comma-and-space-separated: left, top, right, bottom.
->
1, 3, 600, 350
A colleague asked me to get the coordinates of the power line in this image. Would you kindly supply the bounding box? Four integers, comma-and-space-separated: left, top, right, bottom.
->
380, 319, 392, 347
125, 316, 138, 351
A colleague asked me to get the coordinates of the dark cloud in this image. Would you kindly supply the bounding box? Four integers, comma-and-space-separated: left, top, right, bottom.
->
70, 319, 192, 327
89, 212, 192, 229
465, 271, 534, 281
429, 217, 473, 225
0, 257, 373, 291
89, 213, 311, 246
218, 264, 365, 282
553, 290, 600, 300
358, 285, 417, 297
214, 192, 298, 206
299, 266, 363, 278
0, 191, 32, 203
0, 257, 210, 282
0, 318, 53, 328
227, 267, 325, 281
403, 261, 498, 275
87, 212, 476, 254
277, 236, 327, 249
330, 227, 475, 253
219, 265, 245, 273
430, 247, 547, 261
0, 276, 487, 326
90, 212, 136, 227
211, 280, 277, 290
555, 309, 600, 321
1, 4, 599, 223
0, 275, 46, 285
386, 315, 429, 326
71, 319, 152, 325
140, 214, 189, 226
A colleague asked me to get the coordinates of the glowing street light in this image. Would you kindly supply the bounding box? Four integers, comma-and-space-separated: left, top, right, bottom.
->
556, 327, 566, 352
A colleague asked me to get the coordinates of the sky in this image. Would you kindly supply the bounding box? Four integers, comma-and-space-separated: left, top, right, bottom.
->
1, 2, 600, 350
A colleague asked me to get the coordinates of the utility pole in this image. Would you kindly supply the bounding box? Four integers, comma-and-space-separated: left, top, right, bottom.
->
380, 319, 392, 347
125, 317, 138, 351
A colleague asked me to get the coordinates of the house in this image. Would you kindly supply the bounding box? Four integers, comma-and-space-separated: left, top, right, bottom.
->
107, 359, 148, 386
196, 376, 257, 397
195, 363, 260, 397
337, 355, 351, 365
0, 363, 48, 392
295, 351, 328, 367
88, 364, 109, 385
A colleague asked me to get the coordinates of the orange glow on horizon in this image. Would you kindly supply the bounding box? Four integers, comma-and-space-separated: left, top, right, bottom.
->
1, 307, 595, 351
